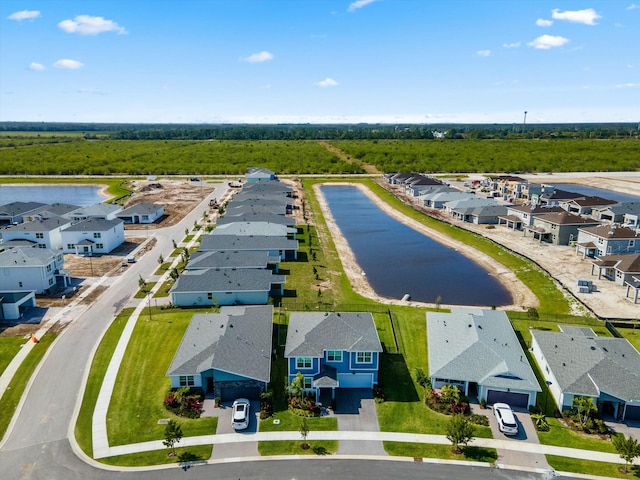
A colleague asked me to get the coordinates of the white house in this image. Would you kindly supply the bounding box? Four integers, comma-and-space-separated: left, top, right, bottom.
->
0, 247, 69, 294
0, 291, 36, 320
0, 216, 72, 251
65, 203, 123, 223
116, 202, 164, 224
61, 218, 125, 255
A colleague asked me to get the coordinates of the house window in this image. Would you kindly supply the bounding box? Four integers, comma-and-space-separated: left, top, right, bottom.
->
38, 244, 46, 248
96, 243, 104, 249
46, 264, 52, 272
49, 277, 54, 285
296, 357, 312, 369
142, 215, 149, 220
303, 377, 312, 389
207, 292, 213, 299
19, 282, 23, 287
67, 244, 75, 250
630, 240, 635, 248
326, 350, 342, 362
356, 352, 373, 364
36, 233, 44, 239
93, 232, 101, 238
179, 375, 195, 387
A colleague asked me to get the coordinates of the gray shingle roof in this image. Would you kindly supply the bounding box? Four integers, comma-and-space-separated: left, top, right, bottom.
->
62, 218, 123, 232
170, 268, 285, 293
187, 250, 278, 270
532, 329, 640, 401
284, 312, 383, 357
0, 202, 47, 216
67, 203, 122, 218
4, 216, 71, 232
226, 204, 288, 216
0, 246, 57, 267
199, 234, 298, 252
166, 305, 273, 382
217, 214, 295, 226
118, 202, 163, 215
428, 308, 541, 392
212, 222, 295, 237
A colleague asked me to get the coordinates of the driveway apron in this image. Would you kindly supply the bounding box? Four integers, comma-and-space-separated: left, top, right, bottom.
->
335, 389, 386, 456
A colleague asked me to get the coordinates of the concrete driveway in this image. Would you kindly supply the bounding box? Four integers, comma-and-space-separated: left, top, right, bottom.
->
483, 405, 551, 471
335, 389, 386, 456
206, 400, 261, 459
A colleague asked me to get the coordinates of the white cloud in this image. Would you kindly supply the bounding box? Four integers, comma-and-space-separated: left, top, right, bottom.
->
58, 15, 126, 35
53, 59, 84, 69
348, 0, 379, 13
536, 18, 553, 27
503, 42, 521, 48
627, 3, 639, 10
616, 83, 640, 88
241, 51, 274, 63
476, 50, 491, 57
29, 62, 45, 71
551, 8, 601, 25
316, 77, 338, 87
8, 10, 40, 21
527, 35, 569, 50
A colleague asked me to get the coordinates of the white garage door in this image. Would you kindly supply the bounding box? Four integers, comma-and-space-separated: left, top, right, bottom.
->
338, 373, 373, 389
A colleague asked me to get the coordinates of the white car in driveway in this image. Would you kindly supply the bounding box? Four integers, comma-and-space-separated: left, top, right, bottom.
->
493, 402, 518, 435
232, 398, 250, 430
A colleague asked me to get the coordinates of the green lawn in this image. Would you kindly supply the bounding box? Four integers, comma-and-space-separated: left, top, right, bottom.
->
75, 309, 132, 457
0, 336, 27, 376
100, 445, 213, 467
618, 325, 640, 351
537, 417, 617, 453
0, 334, 56, 439
107, 308, 218, 446
134, 283, 156, 299
547, 455, 640, 479
384, 442, 498, 463
258, 440, 338, 456
153, 280, 174, 298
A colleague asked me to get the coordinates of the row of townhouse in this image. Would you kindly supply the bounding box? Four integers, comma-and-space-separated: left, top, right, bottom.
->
166, 169, 383, 407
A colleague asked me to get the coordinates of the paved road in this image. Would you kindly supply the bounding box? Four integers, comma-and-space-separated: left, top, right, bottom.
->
0, 439, 565, 480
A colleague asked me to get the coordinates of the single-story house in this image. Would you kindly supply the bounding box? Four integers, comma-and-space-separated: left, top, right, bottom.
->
449, 204, 507, 225
428, 308, 541, 409
166, 305, 273, 401
525, 211, 600, 245
245, 167, 277, 183
531, 326, 640, 421
211, 222, 296, 239
186, 250, 281, 272
576, 225, 639, 258
225, 203, 289, 217
0, 201, 47, 226
423, 191, 475, 209
26, 203, 80, 221
0, 290, 36, 320
199, 234, 299, 260
589, 254, 640, 303
216, 213, 296, 227
65, 203, 123, 223
284, 311, 383, 404
170, 268, 285, 306
0, 246, 69, 294
0, 216, 72, 251
240, 181, 293, 196
61, 218, 125, 255
116, 202, 164, 224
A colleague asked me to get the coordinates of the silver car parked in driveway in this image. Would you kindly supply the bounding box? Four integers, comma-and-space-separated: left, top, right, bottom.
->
232, 398, 250, 430
493, 403, 518, 435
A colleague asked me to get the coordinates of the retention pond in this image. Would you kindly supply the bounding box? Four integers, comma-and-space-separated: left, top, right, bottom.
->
321, 185, 512, 307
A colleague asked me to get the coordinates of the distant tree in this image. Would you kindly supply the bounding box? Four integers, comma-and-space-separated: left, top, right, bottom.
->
163, 419, 183, 457
157, 254, 164, 265
172, 239, 177, 249
613, 434, 640, 474
446, 414, 474, 454
138, 275, 147, 292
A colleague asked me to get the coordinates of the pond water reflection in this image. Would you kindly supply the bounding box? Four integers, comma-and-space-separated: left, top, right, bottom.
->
321, 185, 512, 306
0, 185, 105, 206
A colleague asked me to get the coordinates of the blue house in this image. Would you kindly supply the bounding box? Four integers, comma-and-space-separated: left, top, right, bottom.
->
284, 312, 383, 404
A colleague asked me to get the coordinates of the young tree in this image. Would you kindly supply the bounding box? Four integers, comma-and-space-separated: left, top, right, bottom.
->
573, 396, 596, 426
441, 384, 461, 406
288, 372, 306, 403
172, 239, 177, 249
163, 419, 183, 457
446, 414, 474, 454
138, 275, 147, 293
157, 254, 164, 265
613, 434, 640, 474
170, 267, 179, 281
299, 417, 310, 449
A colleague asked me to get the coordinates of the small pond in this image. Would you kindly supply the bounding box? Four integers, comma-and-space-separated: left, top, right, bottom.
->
321, 185, 513, 306
0, 185, 106, 207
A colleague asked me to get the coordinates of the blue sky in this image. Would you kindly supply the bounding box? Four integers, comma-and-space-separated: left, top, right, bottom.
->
1, 1, 638, 124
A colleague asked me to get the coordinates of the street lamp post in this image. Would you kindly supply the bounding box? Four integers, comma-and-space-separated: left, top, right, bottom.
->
544, 380, 553, 414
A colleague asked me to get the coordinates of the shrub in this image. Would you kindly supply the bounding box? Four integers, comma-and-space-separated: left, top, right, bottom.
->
373, 384, 385, 403
164, 387, 203, 419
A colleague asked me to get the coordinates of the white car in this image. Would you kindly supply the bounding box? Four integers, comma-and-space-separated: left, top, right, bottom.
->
493, 403, 518, 436
231, 398, 250, 430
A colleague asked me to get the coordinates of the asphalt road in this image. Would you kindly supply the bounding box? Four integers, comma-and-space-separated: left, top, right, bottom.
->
0, 180, 564, 480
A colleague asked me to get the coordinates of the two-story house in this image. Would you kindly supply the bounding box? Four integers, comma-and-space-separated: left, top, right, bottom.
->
0, 246, 69, 294
284, 311, 383, 405
576, 225, 639, 258
61, 218, 125, 255
0, 216, 72, 251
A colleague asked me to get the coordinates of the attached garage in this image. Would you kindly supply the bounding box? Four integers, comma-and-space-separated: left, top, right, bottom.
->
624, 404, 640, 421
486, 390, 530, 410
220, 385, 261, 402
338, 373, 373, 389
